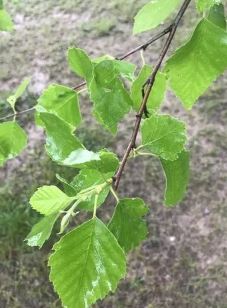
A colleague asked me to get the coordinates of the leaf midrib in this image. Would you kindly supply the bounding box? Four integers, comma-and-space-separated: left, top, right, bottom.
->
144, 128, 182, 147
76, 219, 96, 304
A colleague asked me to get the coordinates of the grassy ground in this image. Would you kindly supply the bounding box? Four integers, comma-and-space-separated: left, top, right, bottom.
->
1, 0, 227, 307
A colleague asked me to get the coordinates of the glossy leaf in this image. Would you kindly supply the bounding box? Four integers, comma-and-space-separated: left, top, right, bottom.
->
40, 112, 82, 161
90, 60, 132, 134
7, 78, 31, 111
80, 149, 119, 173
67, 47, 93, 82
40, 113, 99, 165
108, 198, 148, 252
196, 0, 221, 11
37, 84, 81, 128
30, 185, 75, 216
165, 19, 227, 109
25, 213, 59, 248
133, 0, 181, 34
131, 65, 166, 113
0, 9, 13, 31
161, 150, 190, 206
49, 218, 126, 308
140, 114, 186, 161
61, 149, 100, 167
0, 121, 27, 166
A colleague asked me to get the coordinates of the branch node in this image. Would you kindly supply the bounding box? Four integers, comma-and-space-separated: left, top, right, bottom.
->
131, 142, 137, 149
146, 78, 152, 86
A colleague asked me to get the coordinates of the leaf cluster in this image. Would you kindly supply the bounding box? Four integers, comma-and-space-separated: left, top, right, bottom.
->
1, 0, 226, 307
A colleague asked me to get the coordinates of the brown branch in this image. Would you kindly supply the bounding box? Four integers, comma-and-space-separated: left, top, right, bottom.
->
73, 25, 173, 90
116, 24, 173, 60
113, 0, 192, 190
0, 107, 35, 121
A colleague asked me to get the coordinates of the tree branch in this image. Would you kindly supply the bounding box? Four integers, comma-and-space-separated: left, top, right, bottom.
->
73, 25, 173, 90
0, 25, 172, 121
0, 25, 173, 121
0, 107, 35, 121
113, 0, 192, 190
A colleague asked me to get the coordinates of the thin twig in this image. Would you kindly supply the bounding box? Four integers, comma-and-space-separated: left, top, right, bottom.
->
0, 107, 35, 121
117, 24, 173, 60
113, 0, 191, 190
73, 25, 173, 90
1, 25, 172, 121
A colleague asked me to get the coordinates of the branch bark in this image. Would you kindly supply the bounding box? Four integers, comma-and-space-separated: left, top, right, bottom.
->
113, 0, 192, 190
0, 107, 35, 121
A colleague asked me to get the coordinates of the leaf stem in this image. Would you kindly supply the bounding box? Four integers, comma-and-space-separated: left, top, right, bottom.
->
59, 199, 81, 234
77, 87, 87, 94
110, 186, 119, 203
93, 194, 99, 218
140, 50, 146, 66
136, 152, 154, 157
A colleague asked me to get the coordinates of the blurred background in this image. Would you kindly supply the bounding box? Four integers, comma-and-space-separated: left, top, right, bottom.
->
1, 0, 227, 307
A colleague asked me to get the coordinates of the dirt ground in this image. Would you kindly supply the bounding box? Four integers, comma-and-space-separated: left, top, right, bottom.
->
1, 0, 227, 307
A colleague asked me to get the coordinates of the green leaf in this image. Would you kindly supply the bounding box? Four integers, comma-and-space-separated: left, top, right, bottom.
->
67, 47, 93, 82
165, 19, 227, 109
36, 84, 81, 128
7, 78, 31, 111
92, 54, 114, 63
14, 77, 31, 99
58, 150, 119, 211
133, 0, 181, 34
196, 0, 221, 11
70, 169, 112, 211
30, 185, 75, 215
93, 56, 136, 81
25, 213, 59, 248
161, 150, 190, 206
208, 3, 226, 29
108, 198, 148, 252
40, 112, 82, 160
56, 174, 78, 197
0, 9, 13, 31
0, 121, 27, 166
49, 218, 126, 308
140, 114, 186, 161
40, 113, 99, 165
113, 60, 136, 81
80, 149, 119, 173
131, 65, 166, 113
90, 60, 132, 134
61, 149, 100, 167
